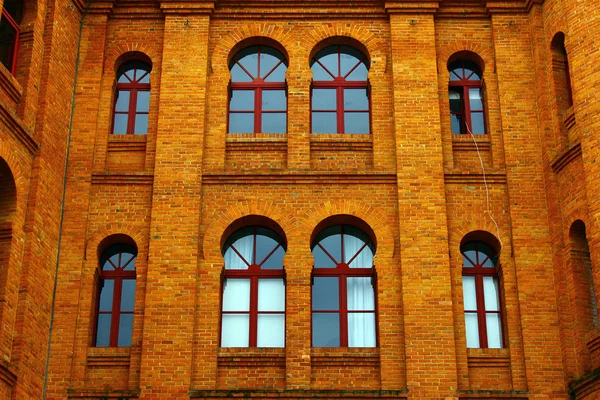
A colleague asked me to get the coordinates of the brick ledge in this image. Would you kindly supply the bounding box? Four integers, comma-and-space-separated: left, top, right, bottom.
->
551, 143, 581, 173
67, 388, 139, 398
189, 389, 407, 398
569, 367, 600, 400
0, 361, 16, 388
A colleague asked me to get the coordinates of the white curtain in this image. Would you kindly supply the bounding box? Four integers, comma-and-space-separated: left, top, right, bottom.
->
224, 235, 253, 269
347, 277, 376, 347
344, 231, 373, 268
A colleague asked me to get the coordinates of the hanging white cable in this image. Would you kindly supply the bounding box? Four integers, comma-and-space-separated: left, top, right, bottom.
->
465, 123, 503, 256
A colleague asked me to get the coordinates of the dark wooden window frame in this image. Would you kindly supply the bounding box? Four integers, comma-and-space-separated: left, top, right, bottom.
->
461, 242, 504, 349
1, 5, 20, 75
220, 227, 286, 347
311, 225, 378, 348
311, 46, 371, 134
112, 63, 151, 135
93, 244, 137, 347
228, 46, 288, 134
449, 61, 486, 135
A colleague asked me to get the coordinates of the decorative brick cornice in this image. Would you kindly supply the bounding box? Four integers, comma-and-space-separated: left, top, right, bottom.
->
563, 106, 576, 131
91, 173, 154, 185
190, 389, 408, 398
87, 0, 116, 14
203, 173, 397, 185
569, 367, 600, 400
0, 361, 16, 388
444, 172, 507, 184
0, 222, 12, 240
213, 0, 387, 18
458, 390, 529, 399
72, 0, 86, 13
159, 0, 216, 14
485, 0, 529, 14
385, 0, 441, 14
67, 389, 140, 398
551, 143, 581, 173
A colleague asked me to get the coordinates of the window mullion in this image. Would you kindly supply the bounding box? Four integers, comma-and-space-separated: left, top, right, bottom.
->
337, 86, 344, 134
474, 274, 488, 348
249, 276, 259, 347
111, 278, 123, 347
255, 88, 262, 133
339, 275, 348, 347
463, 86, 472, 134
127, 89, 138, 134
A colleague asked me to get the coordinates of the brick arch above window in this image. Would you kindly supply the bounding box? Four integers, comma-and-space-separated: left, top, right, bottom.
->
85, 224, 147, 262
104, 45, 159, 75
438, 44, 494, 77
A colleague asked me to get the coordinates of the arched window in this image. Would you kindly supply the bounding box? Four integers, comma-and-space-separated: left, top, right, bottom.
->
310, 45, 370, 134
112, 61, 151, 135
311, 225, 376, 347
94, 244, 137, 347
448, 60, 486, 134
221, 226, 286, 347
461, 241, 503, 348
550, 33, 573, 114
228, 46, 288, 134
569, 221, 598, 329
0, 0, 22, 74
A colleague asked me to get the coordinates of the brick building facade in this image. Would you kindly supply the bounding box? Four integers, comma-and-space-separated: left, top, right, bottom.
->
0, 0, 598, 398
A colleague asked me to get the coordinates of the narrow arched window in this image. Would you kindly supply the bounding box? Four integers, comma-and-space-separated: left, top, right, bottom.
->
461, 241, 503, 348
311, 46, 370, 134
0, 0, 22, 74
112, 61, 151, 135
311, 225, 376, 347
228, 46, 288, 134
448, 60, 486, 134
550, 33, 574, 114
94, 244, 137, 347
221, 227, 286, 347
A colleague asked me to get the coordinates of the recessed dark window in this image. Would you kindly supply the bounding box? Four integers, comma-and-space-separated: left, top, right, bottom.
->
94, 244, 137, 347
448, 60, 486, 134
112, 61, 151, 135
228, 46, 288, 134
461, 241, 503, 348
221, 226, 286, 347
0, 0, 22, 74
311, 45, 370, 134
311, 225, 376, 347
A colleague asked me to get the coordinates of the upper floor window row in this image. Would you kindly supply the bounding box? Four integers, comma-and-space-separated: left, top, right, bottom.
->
227, 43, 371, 135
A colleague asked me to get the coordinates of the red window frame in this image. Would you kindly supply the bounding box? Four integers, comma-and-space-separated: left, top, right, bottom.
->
1, 5, 20, 75
228, 46, 288, 134
220, 227, 286, 347
448, 60, 486, 134
112, 63, 151, 135
311, 225, 377, 347
93, 244, 137, 347
311, 45, 371, 134
461, 242, 504, 349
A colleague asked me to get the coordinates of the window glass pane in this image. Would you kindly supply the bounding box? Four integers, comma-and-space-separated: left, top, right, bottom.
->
134, 114, 148, 134
225, 234, 253, 268
469, 88, 483, 110
486, 313, 503, 348
451, 114, 463, 134
260, 246, 285, 270
449, 69, 462, 81
340, 46, 363, 76
344, 89, 369, 111
117, 70, 131, 83
235, 47, 259, 79
230, 62, 253, 82
95, 314, 111, 347
221, 314, 249, 347
311, 61, 334, 81
312, 89, 336, 110
317, 231, 342, 264
138, 71, 150, 84
347, 277, 375, 311
222, 279, 250, 311
261, 113, 286, 134
462, 276, 477, 311
463, 61, 479, 80
465, 313, 480, 348
255, 234, 280, 266
312, 312, 340, 347
98, 280, 114, 312
265, 63, 287, 82
118, 314, 133, 347
259, 47, 282, 79
346, 62, 368, 81
120, 279, 136, 313
348, 312, 376, 347
344, 228, 373, 268
115, 90, 130, 112
312, 112, 337, 134
230, 90, 255, 111
312, 277, 339, 311
122, 253, 136, 271
471, 112, 485, 134
483, 276, 500, 311
258, 279, 285, 312
482, 254, 495, 268
229, 113, 254, 133
312, 244, 338, 269
344, 112, 370, 134
462, 250, 477, 267
262, 90, 286, 111
136, 91, 150, 112
113, 114, 128, 134
257, 314, 285, 347
449, 89, 462, 113
314, 47, 338, 77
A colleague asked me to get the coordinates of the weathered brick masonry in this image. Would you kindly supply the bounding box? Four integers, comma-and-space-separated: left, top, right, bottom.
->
0, 0, 598, 399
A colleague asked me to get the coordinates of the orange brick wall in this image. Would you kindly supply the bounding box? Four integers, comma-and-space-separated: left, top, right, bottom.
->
0, 0, 598, 399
